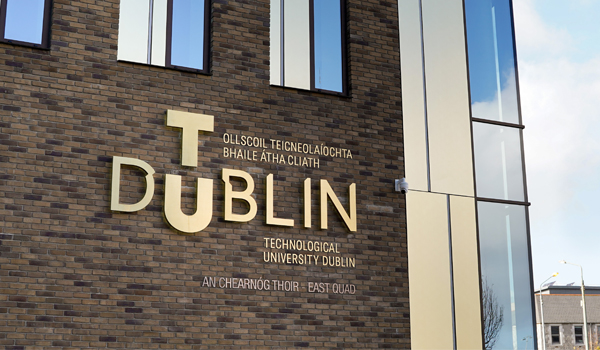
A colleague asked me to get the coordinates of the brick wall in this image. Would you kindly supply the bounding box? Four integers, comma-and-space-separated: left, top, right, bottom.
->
0, 0, 409, 348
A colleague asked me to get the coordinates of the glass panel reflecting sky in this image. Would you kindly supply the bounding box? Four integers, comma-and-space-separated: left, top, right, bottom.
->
478, 202, 534, 350
4, 0, 45, 44
465, 0, 519, 124
313, 0, 343, 92
171, 0, 205, 70
473, 122, 524, 201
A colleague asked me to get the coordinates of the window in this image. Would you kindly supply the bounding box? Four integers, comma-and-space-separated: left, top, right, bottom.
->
117, 0, 210, 73
477, 202, 535, 349
575, 325, 584, 344
550, 325, 560, 344
0, 0, 52, 48
270, 0, 347, 95
464, 0, 519, 124
472, 122, 525, 201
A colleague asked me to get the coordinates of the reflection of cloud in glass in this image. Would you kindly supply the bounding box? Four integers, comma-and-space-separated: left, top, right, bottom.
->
478, 202, 534, 350
473, 121, 525, 202
466, 0, 520, 124
471, 71, 520, 124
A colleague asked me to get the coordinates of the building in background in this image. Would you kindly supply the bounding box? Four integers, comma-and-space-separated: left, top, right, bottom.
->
0, 0, 536, 348
536, 285, 600, 349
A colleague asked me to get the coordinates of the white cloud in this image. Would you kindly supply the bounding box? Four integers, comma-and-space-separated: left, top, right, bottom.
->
512, 0, 573, 59
519, 54, 600, 220
513, 0, 600, 285
514, 0, 600, 219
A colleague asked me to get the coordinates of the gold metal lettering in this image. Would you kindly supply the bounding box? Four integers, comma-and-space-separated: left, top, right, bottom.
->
222, 169, 257, 222
265, 174, 294, 227
110, 156, 155, 212
166, 110, 214, 167
320, 180, 357, 231
164, 174, 213, 233
304, 178, 311, 228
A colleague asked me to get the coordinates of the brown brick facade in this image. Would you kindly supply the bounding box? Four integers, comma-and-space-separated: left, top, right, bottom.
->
0, 0, 409, 348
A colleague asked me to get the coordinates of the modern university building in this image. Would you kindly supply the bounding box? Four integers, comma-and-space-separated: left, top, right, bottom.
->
0, 0, 535, 349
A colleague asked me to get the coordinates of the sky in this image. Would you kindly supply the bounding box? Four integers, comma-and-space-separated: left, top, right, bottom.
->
513, 0, 600, 288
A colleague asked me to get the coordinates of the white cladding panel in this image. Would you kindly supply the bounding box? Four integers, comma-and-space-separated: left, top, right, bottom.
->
398, 0, 429, 191
407, 191, 454, 349
270, 0, 281, 85
421, 0, 474, 196
450, 195, 483, 349
117, 0, 151, 64
283, 0, 310, 90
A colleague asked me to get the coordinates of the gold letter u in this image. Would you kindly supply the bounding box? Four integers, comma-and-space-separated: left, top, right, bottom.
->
164, 174, 213, 233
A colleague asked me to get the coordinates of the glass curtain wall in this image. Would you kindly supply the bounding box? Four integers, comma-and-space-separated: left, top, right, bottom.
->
464, 0, 536, 349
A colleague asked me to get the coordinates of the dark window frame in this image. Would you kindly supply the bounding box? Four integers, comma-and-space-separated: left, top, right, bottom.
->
308, 0, 348, 96
165, 0, 211, 74
0, 0, 52, 49
550, 325, 560, 344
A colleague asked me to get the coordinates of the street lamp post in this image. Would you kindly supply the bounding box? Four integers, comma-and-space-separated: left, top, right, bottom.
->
560, 260, 589, 350
539, 273, 558, 350
523, 335, 532, 350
